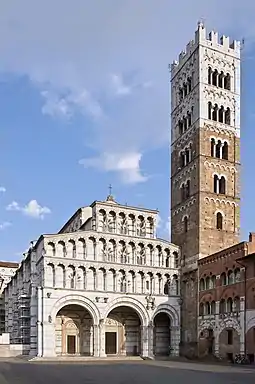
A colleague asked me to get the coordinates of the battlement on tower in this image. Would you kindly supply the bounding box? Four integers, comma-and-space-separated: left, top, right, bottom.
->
171, 22, 241, 77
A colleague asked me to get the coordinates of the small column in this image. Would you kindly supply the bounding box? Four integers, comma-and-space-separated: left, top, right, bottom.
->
170, 325, 180, 356
219, 144, 223, 159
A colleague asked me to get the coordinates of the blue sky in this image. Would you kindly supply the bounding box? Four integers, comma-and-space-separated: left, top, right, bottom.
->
0, 1, 255, 261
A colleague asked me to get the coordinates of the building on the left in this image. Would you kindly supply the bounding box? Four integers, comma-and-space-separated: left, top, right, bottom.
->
4, 195, 181, 358
0, 262, 19, 334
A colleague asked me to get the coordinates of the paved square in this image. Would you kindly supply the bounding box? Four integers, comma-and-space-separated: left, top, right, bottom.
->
0, 360, 254, 384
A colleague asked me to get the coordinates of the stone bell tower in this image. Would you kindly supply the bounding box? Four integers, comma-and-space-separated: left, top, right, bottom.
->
170, 22, 241, 354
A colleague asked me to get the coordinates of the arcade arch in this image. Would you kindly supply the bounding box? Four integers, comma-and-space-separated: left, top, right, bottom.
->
104, 306, 141, 356
55, 304, 94, 356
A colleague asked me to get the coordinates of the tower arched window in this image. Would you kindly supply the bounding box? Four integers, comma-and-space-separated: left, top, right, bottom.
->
179, 88, 183, 102
216, 140, 221, 158
208, 67, 212, 85
219, 106, 224, 123
213, 175, 218, 193
180, 183, 185, 201
218, 71, 224, 88
216, 212, 223, 230
187, 77, 192, 93
179, 120, 184, 135
222, 142, 228, 160
225, 107, 231, 125
183, 83, 188, 97
224, 73, 231, 91
208, 102, 212, 120
186, 180, 190, 199
211, 138, 215, 157
212, 104, 218, 121
185, 148, 190, 164
184, 117, 188, 131
212, 69, 218, 86
187, 112, 192, 127
219, 176, 226, 194
180, 152, 185, 168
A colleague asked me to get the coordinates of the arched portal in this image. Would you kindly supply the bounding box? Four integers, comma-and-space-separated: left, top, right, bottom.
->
219, 327, 240, 361
199, 328, 214, 357
105, 306, 141, 356
55, 304, 94, 356
153, 312, 171, 356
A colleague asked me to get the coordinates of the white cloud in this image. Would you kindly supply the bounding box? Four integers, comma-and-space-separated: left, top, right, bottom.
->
0, 187, 6, 193
41, 88, 103, 120
80, 152, 147, 184
6, 200, 51, 219
0, 221, 11, 230
110, 73, 153, 97
111, 74, 132, 96
0, 1, 253, 182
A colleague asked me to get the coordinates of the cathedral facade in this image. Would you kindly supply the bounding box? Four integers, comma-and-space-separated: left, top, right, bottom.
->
4, 196, 180, 358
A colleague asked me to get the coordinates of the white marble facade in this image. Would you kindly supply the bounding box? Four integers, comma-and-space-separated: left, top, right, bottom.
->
5, 195, 181, 358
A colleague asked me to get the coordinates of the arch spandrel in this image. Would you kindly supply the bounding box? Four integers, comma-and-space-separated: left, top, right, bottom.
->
103, 296, 149, 326
152, 304, 180, 327
51, 295, 100, 325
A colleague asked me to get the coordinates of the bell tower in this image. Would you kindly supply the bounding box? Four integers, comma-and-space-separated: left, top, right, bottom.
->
170, 22, 241, 352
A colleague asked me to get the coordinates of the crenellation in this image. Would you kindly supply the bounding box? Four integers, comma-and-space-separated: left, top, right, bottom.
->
172, 22, 240, 79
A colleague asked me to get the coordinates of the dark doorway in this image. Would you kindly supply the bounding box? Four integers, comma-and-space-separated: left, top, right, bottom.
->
67, 335, 76, 354
105, 332, 117, 354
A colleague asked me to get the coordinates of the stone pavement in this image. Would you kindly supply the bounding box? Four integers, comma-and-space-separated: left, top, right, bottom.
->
0, 358, 253, 383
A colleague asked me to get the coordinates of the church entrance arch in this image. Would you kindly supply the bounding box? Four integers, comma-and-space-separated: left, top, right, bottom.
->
153, 312, 171, 356
199, 328, 214, 357
105, 306, 141, 356
55, 304, 94, 356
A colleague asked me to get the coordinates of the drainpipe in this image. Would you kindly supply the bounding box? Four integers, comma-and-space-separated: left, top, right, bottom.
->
236, 245, 248, 356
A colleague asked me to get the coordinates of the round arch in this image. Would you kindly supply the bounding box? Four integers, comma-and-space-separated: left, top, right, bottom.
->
103, 296, 149, 326
152, 304, 179, 327
247, 316, 255, 332
51, 294, 100, 325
